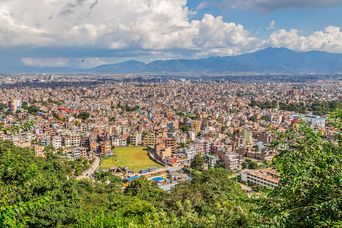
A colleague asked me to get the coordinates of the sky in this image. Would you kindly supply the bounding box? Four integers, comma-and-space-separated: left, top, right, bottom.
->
0, 0, 342, 70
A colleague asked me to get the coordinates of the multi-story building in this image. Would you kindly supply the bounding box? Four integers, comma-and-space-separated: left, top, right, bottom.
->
192, 120, 202, 134
35, 145, 45, 157
143, 133, 156, 147
165, 137, 176, 152
205, 154, 219, 168
52, 136, 63, 149
9, 99, 21, 113
129, 132, 142, 146
100, 142, 112, 157
64, 135, 81, 147
80, 136, 90, 149
241, 168, 280, 188
224, 152, 240, 170
112, 136, 127, 147
72, 147, 87, 159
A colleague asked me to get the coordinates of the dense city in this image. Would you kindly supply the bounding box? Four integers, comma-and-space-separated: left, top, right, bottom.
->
1, 74, 341, 192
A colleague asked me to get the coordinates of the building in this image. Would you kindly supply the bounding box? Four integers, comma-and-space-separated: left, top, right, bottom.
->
100, 142, 112, 156
64, 135, 81, 147
192, 120, 202, 134
224, 153, 240, 170
205, 154, 219, 168
241, 168, 280, 188
165, 137, 176, 152
80, 136, 90, 149
52, 136, 63, 149
183, 145, 197, 160
143, 133, 156, 147
112, 136, 127, 147
9, 99, 21, 113
72, 147, 87, 159
129, 132, 142, 146
35, 145, 45, 157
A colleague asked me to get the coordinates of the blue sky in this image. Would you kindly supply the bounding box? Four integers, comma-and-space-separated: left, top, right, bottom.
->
0, 0, 341, 70
187, 0, 342, 35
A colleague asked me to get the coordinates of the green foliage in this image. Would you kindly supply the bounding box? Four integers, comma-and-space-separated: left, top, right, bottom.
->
0, 103, 6, 112
0, 120, 35, 135
68, 158, 90, 176
261, 117, 342, 227
242, 159, 258, 169
77, 112, 90, 120
163, 169, 257, 227
27, 105, 40, 115
124, 177, 165, 202
252, 99, 342, 116
1, 111, 341, 227
181, 125, 191, 132
21, 102, 28, 110
0, 140, 80, 227
94, 170, 122, 184
249, 114, 257, 122
190, 155, 205, 171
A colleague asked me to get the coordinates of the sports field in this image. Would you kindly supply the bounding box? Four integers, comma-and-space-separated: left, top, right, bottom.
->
100, 146, 162, 172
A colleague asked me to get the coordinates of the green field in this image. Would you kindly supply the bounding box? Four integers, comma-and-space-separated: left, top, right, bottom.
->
100, 146, 162, 172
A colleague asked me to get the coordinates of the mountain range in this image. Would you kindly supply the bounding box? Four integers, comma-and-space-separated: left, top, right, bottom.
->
4, 48, 342, 74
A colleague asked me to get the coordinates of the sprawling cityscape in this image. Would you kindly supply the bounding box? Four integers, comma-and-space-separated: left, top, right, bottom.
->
1, 74, 341, 189
1, 0, 342, 227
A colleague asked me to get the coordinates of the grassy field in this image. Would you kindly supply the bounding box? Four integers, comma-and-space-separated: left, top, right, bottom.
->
100, 146, 162, 172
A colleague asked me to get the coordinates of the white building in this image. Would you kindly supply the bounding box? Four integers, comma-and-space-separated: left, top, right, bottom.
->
64, 135, 81, 147
225, 153, 240, 170
112, 137, 127, 147
52, 136, 63, 149
241, 168, 279, 188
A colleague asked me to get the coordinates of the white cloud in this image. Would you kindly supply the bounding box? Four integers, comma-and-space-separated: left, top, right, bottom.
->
269, 26, 342, 53
0, 0, 342, 68
0, 0, 262, 59
21, 58, 69, 68
267, 20, 276, 30
191, 14, 263, 56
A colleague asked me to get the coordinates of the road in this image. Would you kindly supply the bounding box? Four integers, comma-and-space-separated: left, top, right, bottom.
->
76, 156, 100, 180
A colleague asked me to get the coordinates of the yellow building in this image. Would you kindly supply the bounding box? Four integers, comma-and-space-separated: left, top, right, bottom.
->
192, 120, 202, 134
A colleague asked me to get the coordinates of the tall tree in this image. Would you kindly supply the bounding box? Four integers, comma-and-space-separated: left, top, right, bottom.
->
262, 112, 342, 227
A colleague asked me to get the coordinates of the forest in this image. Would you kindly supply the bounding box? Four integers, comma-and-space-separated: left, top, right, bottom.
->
250, 99, 342, 116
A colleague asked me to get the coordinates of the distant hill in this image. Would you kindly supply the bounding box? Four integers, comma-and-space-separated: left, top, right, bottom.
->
89, 48, 342, 74
5, 48, 342, 74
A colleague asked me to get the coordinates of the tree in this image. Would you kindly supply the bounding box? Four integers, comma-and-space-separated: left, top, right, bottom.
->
124, 177, 164, 202
261, 114, 342, 227
0, 103, 6, 112
27, 105, 39, 115
0, 120, 35, 135
190, 155, 205, 171
242, 159, 258, 169
249, 115, 257, 122
77, 112, 90, 121
0, 140, 80, 227
164, 169, 257, 227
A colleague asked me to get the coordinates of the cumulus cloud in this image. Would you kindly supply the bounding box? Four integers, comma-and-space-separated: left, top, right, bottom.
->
191, 14, 263, 56
0, 0, 342, 68
0, 0, 263, 65
269, 26, 342, 53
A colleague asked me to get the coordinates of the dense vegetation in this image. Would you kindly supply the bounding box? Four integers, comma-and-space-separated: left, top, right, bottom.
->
250, 99, 342, 116
0, 111, 341, 227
